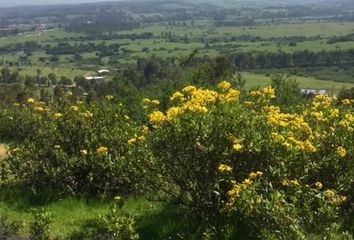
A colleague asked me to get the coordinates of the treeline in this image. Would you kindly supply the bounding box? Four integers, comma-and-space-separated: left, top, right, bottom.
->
327, 33, 354, 44
45, 42, 120, 56
0, 41, 41, 55
65, 12, 141, 35
232, 49, 354, 70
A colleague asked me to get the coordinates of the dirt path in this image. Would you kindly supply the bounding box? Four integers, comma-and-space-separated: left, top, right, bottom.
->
0, 144, 7, 158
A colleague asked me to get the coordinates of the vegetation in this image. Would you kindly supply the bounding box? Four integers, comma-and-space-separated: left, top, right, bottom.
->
1, 0, 354, 239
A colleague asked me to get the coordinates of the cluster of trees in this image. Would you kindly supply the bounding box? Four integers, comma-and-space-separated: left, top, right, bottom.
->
232, 49, 354, 70
0, 41, 41, 55
45, 42, 121, 56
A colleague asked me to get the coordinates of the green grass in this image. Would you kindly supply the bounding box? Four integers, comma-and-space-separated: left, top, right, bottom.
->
0, 30, 83, 47
0, 182, 197, 239
8, 66, 92, 79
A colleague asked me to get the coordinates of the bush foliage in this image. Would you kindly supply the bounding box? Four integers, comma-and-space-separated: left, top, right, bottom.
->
0, 82, 353, 239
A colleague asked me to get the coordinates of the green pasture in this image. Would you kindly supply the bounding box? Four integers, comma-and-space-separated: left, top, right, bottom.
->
241, 72, 354, 94
8, 66, 91, 79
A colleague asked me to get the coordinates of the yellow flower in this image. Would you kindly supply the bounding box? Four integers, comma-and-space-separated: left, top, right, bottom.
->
217, 81, 231, 91
262, 86, 276, 99
70, 106, 79, 112
217, 164, 233, 173
128, 138, 137, 145
289, 180, 300, 187
34, 107, 44, 112
323, 189, 335, 200
53, 113, 63, 120
282, 179, 300, 187
182, 85, 197, 94
166, 107, 184, 121
151, 100, 160, 105
84, 111, 93, 119
142, 126, 149, 135
242, 179, 253, 187
148, 111, 166, 126
170, 91, 185, 101
336, 146, 346, 158
27, 98, 35, 104
248, 172, 258, 180
80, 149, 88, 156
233, 143, 243, 152
137, 136, 146, 142
330, 109, 339, 118
342, 99, 351, 105
142, 98, 151, 105
248, 171, 263, 180
114, 196, 122, 202
96, 146, 108, 156
105, 95, 114, 101
314, 182, 323, 190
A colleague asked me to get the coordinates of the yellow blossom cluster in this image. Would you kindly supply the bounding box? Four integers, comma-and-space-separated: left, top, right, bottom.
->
128, 135, 146, 145
217, 81, 231, 91
323, 189, 347, 205
249, 86, 276, 102
266, 106, 316, 153
339, 113, 354, 132
311, 95, 332, 108
96, 146, 108, 156
142, 98, 160, 109
83, 111, 93, 119
70, 106, 79, 112
218, 164, 233, 173
80, 149, 88, 156
148, 83, 241, 125
105, 95, 114, 101
225, 171, 263, 209
148, 111, 166, 126
336, 146, 347, 158
27, 98, 35, 104
281, 179, 300, 188
34, 107, 44, 112
53, 113, 63, 120
314, 181, 323, 190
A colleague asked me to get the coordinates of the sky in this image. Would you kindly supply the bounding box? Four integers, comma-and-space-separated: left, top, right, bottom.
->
0, 0, 123, 8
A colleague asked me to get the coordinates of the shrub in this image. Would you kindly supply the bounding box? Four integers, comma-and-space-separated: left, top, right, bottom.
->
4, 96, 141, 196
29, 207, 52, 240
137, 82, 353, 238
69, 197, 140, 240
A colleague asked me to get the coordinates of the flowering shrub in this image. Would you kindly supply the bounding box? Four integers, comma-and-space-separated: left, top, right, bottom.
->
3, 97, 141, 195
1, 82, 353, 238
137, 83, 354, 238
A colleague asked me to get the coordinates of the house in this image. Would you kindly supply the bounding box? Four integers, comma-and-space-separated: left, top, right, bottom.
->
97, 69, 110, 75
300, 89, 327, 95
85, 76, 105, 80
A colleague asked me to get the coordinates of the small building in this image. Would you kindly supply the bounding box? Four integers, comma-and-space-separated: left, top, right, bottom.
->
85, 76, 105, 80
301, 89, 327, 95
97, 69, 110, 75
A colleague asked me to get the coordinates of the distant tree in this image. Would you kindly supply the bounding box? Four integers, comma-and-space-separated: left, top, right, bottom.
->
271, 74, 303, 107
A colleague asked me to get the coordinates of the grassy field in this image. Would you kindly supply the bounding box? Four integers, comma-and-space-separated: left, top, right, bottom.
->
0, 183, 191, 239
8, 66, 93, 79
241, 72, 354, 94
